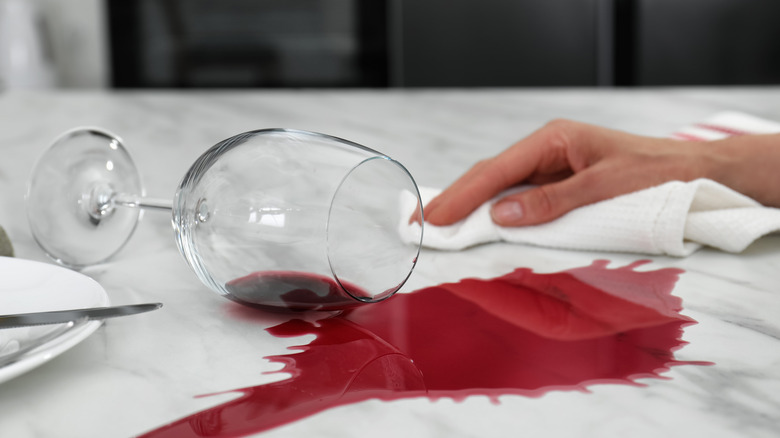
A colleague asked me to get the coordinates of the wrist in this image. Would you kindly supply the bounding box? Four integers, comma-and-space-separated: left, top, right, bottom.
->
704, 134, 780, 206
697, 137, 735, 183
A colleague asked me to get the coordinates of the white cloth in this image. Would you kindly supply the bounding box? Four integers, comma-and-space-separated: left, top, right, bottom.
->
401, 112, 780, 256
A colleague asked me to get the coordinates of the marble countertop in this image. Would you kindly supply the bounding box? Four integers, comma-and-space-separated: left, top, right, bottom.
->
0, 88, 779, 437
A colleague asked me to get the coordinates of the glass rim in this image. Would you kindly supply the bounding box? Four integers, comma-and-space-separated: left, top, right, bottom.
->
326, 154, 424, 303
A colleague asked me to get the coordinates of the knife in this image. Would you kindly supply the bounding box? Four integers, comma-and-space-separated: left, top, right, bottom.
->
0, 303, 163, 329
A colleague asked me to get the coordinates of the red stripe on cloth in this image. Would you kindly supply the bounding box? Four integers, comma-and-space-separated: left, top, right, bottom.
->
694, 123, 750, 137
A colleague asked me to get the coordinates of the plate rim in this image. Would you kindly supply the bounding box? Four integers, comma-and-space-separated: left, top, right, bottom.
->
0, 257, 109, 384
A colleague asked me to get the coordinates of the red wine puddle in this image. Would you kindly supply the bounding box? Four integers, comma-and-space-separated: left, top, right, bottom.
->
143, 260, 711, 437
225, 270, 367, 311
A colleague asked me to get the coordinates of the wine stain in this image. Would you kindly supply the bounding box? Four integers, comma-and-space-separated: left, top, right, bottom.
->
142, 260, 711, 437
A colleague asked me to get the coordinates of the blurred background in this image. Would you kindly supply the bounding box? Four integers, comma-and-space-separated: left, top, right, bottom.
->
1, 0, 779, 91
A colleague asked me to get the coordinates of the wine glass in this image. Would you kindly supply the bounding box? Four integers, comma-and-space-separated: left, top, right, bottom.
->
26, 127, 424, 311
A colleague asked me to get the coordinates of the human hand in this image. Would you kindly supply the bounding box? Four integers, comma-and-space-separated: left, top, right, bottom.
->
422, 119, 713, 227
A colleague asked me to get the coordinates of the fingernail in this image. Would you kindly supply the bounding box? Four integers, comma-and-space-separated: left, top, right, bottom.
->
492, 201, 523, 224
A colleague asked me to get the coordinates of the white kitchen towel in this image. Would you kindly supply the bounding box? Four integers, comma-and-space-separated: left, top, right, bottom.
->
401, 111, 780, 256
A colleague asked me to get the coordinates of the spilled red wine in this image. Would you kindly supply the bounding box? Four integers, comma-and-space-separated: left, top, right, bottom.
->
143, 260, 710, 437
225, 271, 369, 311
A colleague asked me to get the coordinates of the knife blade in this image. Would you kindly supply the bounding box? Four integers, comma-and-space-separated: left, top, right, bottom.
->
0, 303, 163, 329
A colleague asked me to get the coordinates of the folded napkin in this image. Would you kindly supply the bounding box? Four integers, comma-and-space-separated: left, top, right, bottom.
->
401, 111, 780, 256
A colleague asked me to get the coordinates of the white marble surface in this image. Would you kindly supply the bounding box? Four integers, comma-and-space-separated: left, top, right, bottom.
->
0, 88, 779, 437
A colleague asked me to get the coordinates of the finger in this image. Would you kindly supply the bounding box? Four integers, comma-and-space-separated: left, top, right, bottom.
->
490, 167, 619, 226
425, 124, 576, 226
408, 159, 488, 225
526, 168, 574, 185
424, 158, 516, 225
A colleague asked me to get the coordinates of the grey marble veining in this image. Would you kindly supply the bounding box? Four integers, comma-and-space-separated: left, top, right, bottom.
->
0, 88, 779, 437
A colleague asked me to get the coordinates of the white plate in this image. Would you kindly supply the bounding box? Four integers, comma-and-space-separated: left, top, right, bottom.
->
0, 256, 108, 384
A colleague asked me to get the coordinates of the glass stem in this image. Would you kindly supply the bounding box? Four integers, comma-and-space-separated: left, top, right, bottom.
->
84, 183, 172, 225
113, 193, 173, 212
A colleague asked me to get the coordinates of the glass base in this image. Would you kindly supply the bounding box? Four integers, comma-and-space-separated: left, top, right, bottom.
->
26, 128, 144, 268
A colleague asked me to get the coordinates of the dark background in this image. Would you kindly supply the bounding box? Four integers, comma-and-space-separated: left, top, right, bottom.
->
107, 0, 780, 89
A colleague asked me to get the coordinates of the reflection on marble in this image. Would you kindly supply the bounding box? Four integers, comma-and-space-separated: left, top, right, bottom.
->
0, 89, 779, 437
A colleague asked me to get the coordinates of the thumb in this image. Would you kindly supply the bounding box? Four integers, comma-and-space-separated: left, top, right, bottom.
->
490, 179, 589, 226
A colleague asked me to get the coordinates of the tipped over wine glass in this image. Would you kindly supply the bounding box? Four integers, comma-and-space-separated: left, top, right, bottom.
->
26, 128, 423, 311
